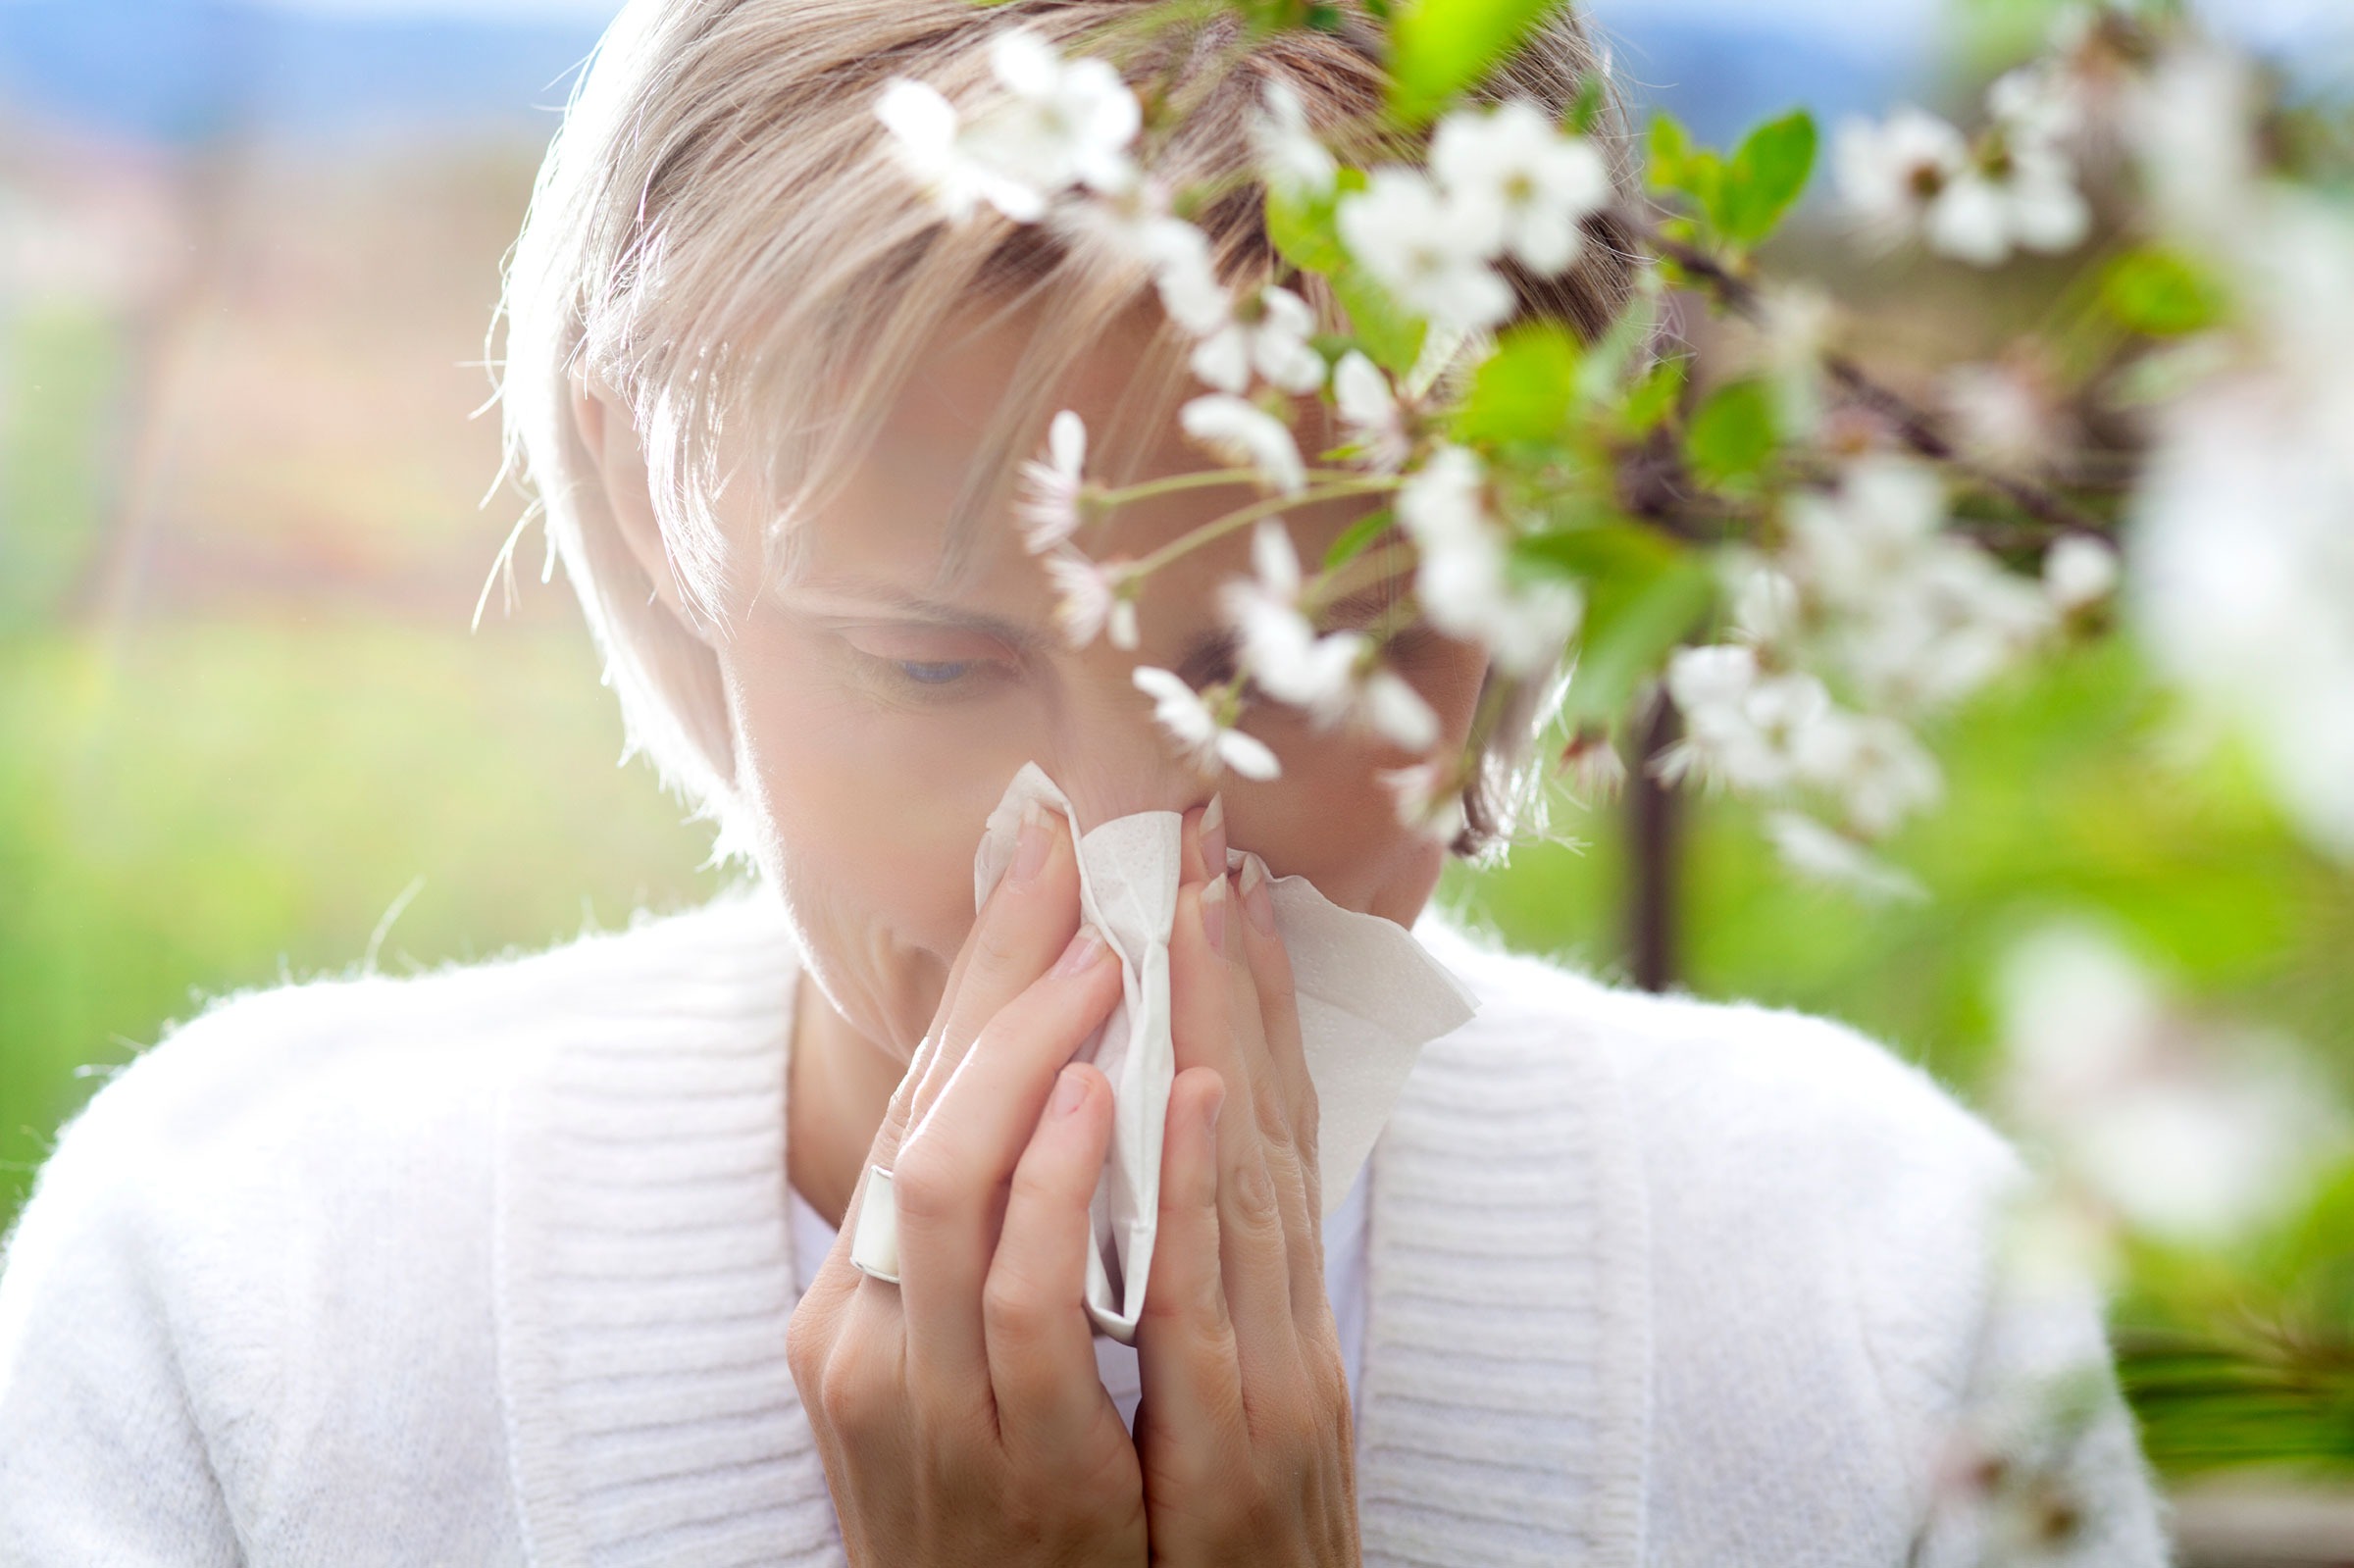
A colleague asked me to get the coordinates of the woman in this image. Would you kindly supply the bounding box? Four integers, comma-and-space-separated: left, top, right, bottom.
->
0, 1, 2165, 1562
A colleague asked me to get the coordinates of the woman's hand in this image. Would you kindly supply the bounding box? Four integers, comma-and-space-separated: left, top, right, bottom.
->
1133, 804, 1361, 1567
786, 805, 1149, 1567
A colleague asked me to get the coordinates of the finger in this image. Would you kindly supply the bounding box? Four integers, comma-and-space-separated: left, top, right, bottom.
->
892, 925, 1120, 1399
809, 1030, 937, 1305
1137, 1066, 1245, 1454
1180, 792, 1227, 886
1235, 852, 1318, 1224
985, 1062, 1124, 1458
1168, 877, 1299, 1385
909, 799, 1084, 1131
1215, 879, 1315, 1274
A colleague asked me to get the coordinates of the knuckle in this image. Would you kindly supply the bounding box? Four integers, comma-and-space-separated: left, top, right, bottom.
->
1230, 1153, 1283, 1234
813, 1344, 886, 1440
785, 1302, 828, 1391
886, 1141, 958, 1223
966, 911, 1031, 980
1253, 1080, 1299, 1153
979, 1266, 1052, 1346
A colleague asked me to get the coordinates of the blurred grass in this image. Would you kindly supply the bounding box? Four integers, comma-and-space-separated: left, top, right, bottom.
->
0, 618, 724, 1225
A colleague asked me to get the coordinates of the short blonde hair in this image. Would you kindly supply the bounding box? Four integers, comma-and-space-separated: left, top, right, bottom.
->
496, 0, 1643, 857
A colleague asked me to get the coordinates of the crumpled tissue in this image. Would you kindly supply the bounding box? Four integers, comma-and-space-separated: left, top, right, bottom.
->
858, 762, 1477, 1344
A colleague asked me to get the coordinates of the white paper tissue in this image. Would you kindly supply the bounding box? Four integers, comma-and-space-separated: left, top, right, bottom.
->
960, 762, 1477, 1343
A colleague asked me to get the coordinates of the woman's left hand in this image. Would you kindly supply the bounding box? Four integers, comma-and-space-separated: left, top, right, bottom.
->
1131, 804, 1361, 1567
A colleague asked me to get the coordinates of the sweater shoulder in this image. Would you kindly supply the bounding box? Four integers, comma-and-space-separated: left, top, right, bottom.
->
30, 885, 793, 1193
0, 887, 795, 1553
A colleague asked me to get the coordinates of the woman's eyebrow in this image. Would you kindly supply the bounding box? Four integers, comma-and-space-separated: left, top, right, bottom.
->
780, 577, 1048, 647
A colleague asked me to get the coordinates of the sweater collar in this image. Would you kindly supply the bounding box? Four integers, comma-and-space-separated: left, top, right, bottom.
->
493, 894, 1649, 1566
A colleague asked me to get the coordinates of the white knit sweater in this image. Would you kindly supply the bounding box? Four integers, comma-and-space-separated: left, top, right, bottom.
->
0, 885, 2167, 1566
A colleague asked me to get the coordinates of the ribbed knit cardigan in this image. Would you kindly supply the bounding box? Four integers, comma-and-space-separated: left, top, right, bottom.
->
0, 885, 2167, 1566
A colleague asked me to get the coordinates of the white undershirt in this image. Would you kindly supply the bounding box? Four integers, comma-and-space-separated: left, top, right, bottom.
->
790, 1163, 1372, 1433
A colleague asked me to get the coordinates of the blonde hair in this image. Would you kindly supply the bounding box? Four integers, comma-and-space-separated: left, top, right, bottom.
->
495, 0, 1644, 859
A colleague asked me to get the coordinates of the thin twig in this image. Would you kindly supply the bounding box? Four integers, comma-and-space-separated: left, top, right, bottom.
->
1649, 229, 2114, 539
1125, 477, 1399, 579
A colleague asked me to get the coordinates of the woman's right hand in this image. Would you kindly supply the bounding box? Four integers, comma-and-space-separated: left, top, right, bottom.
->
785, 804, 1147, 1567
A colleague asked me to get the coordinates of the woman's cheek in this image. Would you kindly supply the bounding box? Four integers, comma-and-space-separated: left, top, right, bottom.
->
719, 637, 1025, 1037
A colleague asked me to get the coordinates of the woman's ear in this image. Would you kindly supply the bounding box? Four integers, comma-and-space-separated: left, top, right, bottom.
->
569, 368, 698, 628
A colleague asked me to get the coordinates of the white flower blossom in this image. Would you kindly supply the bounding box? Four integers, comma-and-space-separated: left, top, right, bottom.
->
1784, 458, 2053, 711
1193, 286, 1327, 395
875, 32, 1141, 224
1362, 669, 1441, 753
2042, 534, 2120, 612
2130, 199, 2354, 859
1223, 523, 1440, 748
1834, 108, 1971, 253
1943, 358, 2070, 469
875, 78, 1047, 223
968, 29, 1139, 196
1338, 169, 1514, 331
1381, 760, 1466, 843
1834, 107, 2088, 267
1015, 409, 1088, 554
1179, 394, 1307, 494
1765, 811, 1926, 902
1133, 665, 1280, 780
1130, 215, 1233, 339
1729, 559, 1801, 647
1332, 350, 1410, 474
1790, 709, 1944, 836
1044, 550, 1136, 650
1660, 644, 1818, 792
1254, 78, 1336, 201
1998, 924, 2342, 1242
2124, 43, 2260, 239
1661, 646, 1939, 839
1397, 445, 1579, 674
1224, 525, 1360, 725
1429, 99, 1610, 276
1987, 62, 2085, 150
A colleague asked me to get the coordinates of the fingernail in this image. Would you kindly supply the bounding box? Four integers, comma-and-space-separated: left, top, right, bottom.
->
1051, 924, 1106, 977
1051, 1065, 1089, 1117
1203, 1082, 1225, 1141
1201, 872, 1229, 957
1011, 799, 1052, 885
1239, 853, 1276, 936
1201, 792, 1228, 875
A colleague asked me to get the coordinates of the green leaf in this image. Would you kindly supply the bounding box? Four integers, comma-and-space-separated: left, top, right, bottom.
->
1266, 192, 1347, 278
2103, 248, 2231, 337
1389, 0, 1564, 125
1331, 263, 1427, 377
1715, 110, 1817, 247
1683, 378, 1778, 492
1568, 75, 1607, 135
1516, 526, 1714, 725
1647, 112, 1692, 187
1647, 112, 1722, 216
1322, 509, 1396, 573
1453, 323, 1581, 446
1618, 357, 1688, 436
1265, 167, 1363, 278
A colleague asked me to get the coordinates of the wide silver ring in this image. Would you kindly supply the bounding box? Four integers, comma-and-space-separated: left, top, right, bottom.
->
849, 1164, 902, 1285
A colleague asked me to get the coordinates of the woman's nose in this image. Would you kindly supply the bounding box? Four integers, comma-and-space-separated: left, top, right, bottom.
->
1043, 729, 1213, 829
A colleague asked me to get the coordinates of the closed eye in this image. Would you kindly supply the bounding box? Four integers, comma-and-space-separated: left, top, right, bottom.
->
896, 659, 977, 685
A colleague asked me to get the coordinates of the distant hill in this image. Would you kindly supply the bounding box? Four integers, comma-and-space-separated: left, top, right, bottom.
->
0, 0, 1913, 150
